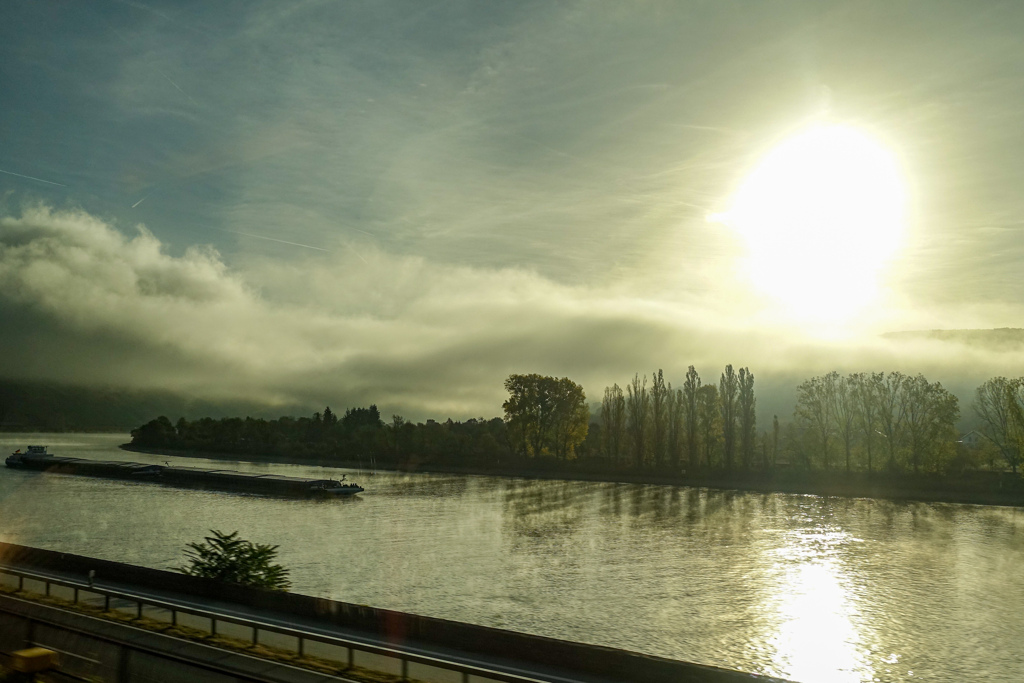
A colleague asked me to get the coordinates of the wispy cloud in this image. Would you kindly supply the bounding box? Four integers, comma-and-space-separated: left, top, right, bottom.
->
3, 2, 1024, 416
0, 168, 66, 187
0, 206, 1019, 420
221, 229, 329, 252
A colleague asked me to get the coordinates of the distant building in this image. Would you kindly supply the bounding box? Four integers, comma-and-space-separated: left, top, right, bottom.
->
959, 431, 984, 448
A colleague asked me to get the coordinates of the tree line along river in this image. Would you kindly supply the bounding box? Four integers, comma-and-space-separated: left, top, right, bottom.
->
1, 433, 1022, 683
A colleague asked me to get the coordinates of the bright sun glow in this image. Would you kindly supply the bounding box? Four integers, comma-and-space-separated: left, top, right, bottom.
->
719, 125, 907, 326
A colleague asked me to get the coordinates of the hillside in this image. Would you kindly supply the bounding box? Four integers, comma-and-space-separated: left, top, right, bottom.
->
0, 379, 303, 433
883, 328, 1024, 349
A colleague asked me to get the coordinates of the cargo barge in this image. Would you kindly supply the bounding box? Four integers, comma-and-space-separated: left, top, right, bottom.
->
5, 446, 363, 497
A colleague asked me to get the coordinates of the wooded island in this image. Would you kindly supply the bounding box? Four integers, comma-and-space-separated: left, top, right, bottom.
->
127, 369, 1024, 505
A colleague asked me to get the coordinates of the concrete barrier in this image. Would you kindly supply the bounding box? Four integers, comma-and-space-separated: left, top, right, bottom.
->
0, 593, 345, 683
0, 542, 782, 683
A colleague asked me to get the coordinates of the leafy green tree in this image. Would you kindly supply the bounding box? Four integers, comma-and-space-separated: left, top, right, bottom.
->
389, 414, 407, 456
549, 378, 590, 460
323, 406, 337, 425
343, 405, 382, 430
503, 374, 588, 459
177, 530, 291, 591
130, 416, 178, 447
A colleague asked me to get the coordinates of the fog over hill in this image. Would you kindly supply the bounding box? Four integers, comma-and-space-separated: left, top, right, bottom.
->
883, 328, 1024, 349
0, 379, 308, 433
4, 2, 1024, 431
5, 326, 1020, 433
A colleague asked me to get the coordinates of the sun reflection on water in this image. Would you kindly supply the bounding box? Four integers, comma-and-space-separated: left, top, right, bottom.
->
769, 526, 873, 683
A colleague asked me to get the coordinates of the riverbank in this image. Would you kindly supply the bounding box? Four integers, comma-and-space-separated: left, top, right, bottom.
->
120, 444, 1024, 508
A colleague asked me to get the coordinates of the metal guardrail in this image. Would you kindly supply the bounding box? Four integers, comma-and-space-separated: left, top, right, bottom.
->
0, 565, 560, 683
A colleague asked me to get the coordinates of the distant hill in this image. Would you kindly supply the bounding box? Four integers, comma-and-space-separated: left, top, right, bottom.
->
0, 379, 305, 433
883, 328, 1024, 350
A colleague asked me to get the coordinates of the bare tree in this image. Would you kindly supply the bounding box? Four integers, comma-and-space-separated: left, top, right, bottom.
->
851, 372, 883, 474
903, 374, 959, 473
682, 366, 701, 471
771, 414, 780, 468
601, 384, 627, 464
738, 367, 756, 470
1004, 380, 1024, 474
973, 377, 1023, 473
697, 383, 721, 469
795, 373, 835, 469
626, 373, 649, 469
877, 371, 907, 470
650, 369, 668, 469
666, 385, 684, 472
719, 365, 738, 470
830, 373, 857, 473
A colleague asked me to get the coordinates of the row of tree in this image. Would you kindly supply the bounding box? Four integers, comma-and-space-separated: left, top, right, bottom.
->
598, 366, 756, 472
130, 371, 1024, 479
792, 371, 959, 474
132, 406, 516, 467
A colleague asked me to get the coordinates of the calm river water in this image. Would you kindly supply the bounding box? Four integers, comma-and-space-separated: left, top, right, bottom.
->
1, 433, 1022, 682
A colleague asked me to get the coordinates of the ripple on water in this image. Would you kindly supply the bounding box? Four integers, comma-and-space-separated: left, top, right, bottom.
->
2, 434, 1023, 683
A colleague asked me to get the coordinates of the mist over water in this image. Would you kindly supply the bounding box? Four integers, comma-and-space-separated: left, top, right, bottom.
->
1, 434, 1022, 683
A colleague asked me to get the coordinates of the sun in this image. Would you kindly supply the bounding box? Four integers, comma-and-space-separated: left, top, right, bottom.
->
717, 125, 907, 326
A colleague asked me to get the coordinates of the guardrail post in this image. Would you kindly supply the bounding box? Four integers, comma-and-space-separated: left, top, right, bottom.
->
104, 595, 110, 611
297, 637, 304, 658
171, 609, 177, 627
253, 627, 259, 646
401, 658, 409, 681
18, 576, 23, 591
462, 672, 469, 683
73, 587, 79, 604
347, 646, 354, 670
211, 618, 217, 637
45, 581, 50, 597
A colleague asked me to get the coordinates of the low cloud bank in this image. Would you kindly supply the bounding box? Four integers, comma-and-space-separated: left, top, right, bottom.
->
0, 206, 1020, 422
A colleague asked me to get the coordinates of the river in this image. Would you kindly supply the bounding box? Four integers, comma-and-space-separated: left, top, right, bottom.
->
0, 433, 1021, 682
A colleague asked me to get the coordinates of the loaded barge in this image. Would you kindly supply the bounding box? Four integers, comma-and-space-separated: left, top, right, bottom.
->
5, 446, 363, 497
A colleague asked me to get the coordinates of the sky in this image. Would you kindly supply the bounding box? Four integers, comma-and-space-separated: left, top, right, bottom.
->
2, 0, 1024, 421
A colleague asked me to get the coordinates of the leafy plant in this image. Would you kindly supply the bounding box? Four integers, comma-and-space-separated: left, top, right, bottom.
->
177, 530, 291, 590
